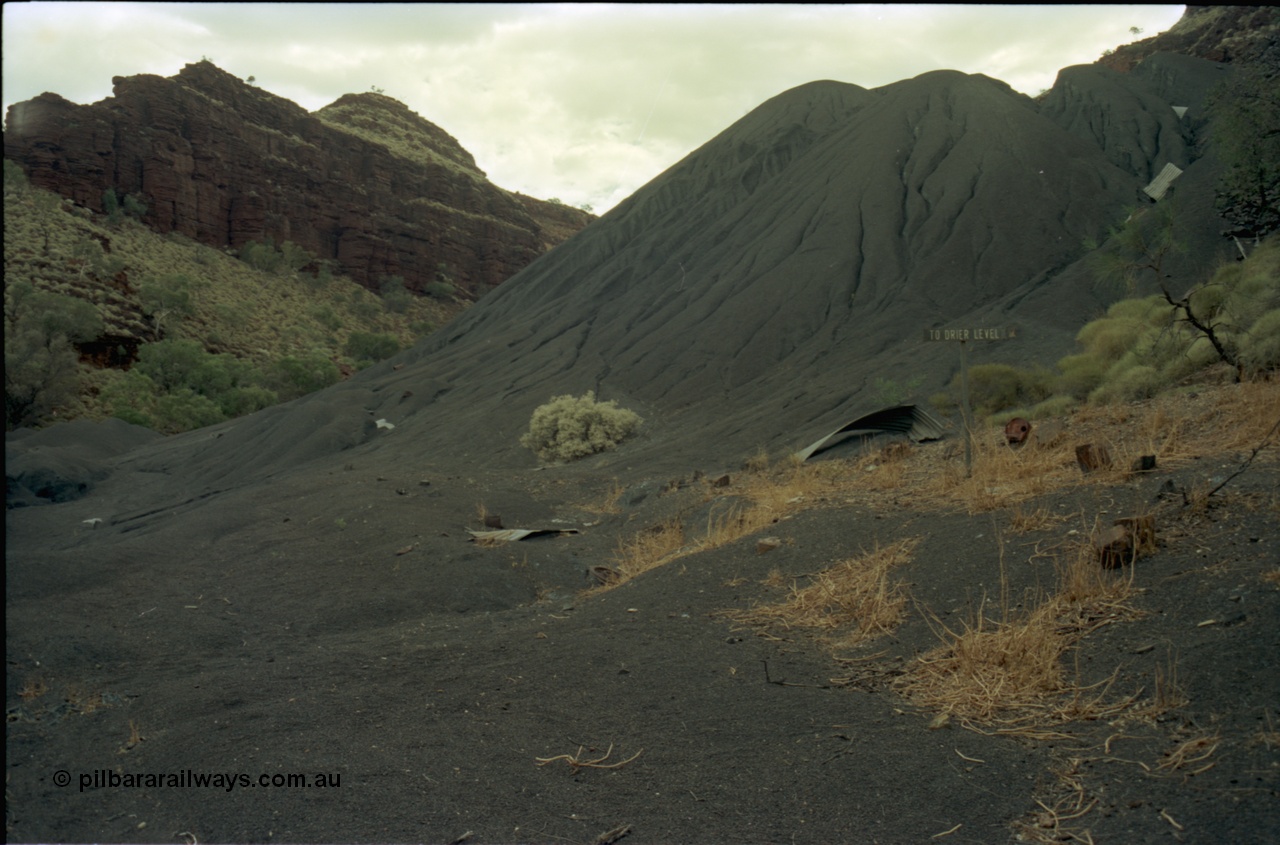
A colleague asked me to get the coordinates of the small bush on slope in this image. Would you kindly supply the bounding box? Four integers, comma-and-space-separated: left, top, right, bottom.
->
520, 391, 642, 463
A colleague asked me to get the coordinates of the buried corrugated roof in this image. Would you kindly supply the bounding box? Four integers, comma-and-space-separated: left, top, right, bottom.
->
794, 405, 947, 462
467, 527, 580, 544
1143, 162, 1184, 201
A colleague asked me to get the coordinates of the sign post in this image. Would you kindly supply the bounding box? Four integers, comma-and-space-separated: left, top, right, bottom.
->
923, 325, 1019, 477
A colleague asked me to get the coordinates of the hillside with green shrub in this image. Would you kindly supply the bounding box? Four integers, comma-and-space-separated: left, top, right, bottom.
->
4, 161, 466, 433
933, 231, 1279, 422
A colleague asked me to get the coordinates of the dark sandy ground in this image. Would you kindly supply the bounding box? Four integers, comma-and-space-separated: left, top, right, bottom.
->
6, 388, 1280, 844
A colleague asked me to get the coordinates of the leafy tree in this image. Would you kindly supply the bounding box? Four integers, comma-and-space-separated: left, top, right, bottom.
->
379, 275, 413, 313
1091, 201, 1184, 295
103, 188, 121, 224
4, 159, 30, 196
134, 339, 208, 393
1207, 56, 1280, 241
279, 240, 313, 275
122, 193, 147, 220
102, 188, 146, 225
138, 273, 196, 338
72, 237, 104, 281
4, 283, 103, 428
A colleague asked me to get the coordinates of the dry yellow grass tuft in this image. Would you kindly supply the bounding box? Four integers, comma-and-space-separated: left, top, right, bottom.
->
583, 518, 688, 595
584, 458, 866, 594
894, 539, 1144, 731
722, 538, 919, 649
1012, 757, 1099, 844
578, 478, 626, 515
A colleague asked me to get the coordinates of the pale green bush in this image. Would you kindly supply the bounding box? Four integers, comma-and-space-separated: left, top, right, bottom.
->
1240, 309, 1280, 374
520, 391, 642, 463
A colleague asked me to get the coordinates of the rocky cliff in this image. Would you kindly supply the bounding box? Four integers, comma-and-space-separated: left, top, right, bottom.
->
3, 61, 593, 299
1097, 5, 1278, 73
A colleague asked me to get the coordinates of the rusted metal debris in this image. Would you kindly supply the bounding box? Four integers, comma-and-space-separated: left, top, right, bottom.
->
1004, 417, 1031, 446
483, 513, 504, 529
796, 405, 947, 462
467, 528, 581, 544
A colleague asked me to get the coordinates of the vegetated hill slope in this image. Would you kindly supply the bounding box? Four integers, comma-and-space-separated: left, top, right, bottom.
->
2, 61, 594, 299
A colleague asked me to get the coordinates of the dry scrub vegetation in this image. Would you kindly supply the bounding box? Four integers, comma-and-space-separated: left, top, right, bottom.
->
592, 380, 1278, 596
892, 540, 1148, 735
587, 380, 1277, 749
722, 538, 920, 650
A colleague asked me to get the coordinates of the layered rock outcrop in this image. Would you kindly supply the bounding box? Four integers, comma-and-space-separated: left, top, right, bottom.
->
1097, 6, 1278, 73
3, 61, 593, 298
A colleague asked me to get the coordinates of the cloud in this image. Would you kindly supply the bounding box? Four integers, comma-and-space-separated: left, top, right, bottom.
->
3, 3, 1186, 212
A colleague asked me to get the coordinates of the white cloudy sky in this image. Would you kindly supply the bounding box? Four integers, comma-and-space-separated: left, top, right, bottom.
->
3, 3, 1185, 212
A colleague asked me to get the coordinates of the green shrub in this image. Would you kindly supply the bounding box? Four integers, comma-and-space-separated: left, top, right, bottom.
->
101, 371, 160, 429
520, 390, 642, 463
344, 331, 400, 365
152, 389, 225, 432
310, 304, 343, 331
1090, 361, 1163, 404
1240, 309, 1280, 374
944, 363, 1054, 418
271, 351, 340, 398
216, 384, 277, 417
423, 280, 457, 300
1056, 352, 1109, 400
382, 287, 413, 314
4, 159, 30, 196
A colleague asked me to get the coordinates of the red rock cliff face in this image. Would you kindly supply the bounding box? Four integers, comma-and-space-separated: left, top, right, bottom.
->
3, 61, 593, 298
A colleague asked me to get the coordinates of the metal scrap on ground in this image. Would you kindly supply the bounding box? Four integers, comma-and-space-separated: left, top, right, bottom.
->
795, 405, 948, 462
467, 527, 581, 544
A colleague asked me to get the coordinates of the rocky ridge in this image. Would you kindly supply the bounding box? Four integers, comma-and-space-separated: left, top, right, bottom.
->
3, 61, 594, 299
1097, 5, 1278, 73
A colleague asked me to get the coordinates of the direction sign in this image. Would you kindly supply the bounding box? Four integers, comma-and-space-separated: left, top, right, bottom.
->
923, 326, 1019, 342
922, 325, 1018, 477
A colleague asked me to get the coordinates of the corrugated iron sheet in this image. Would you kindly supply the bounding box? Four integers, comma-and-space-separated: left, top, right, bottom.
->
1143, 162, 1184, 201
795, 405, 947, 462
467, 527, 581, 544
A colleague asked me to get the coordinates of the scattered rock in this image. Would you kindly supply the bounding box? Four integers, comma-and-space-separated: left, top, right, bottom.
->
756, 537, 782, 555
